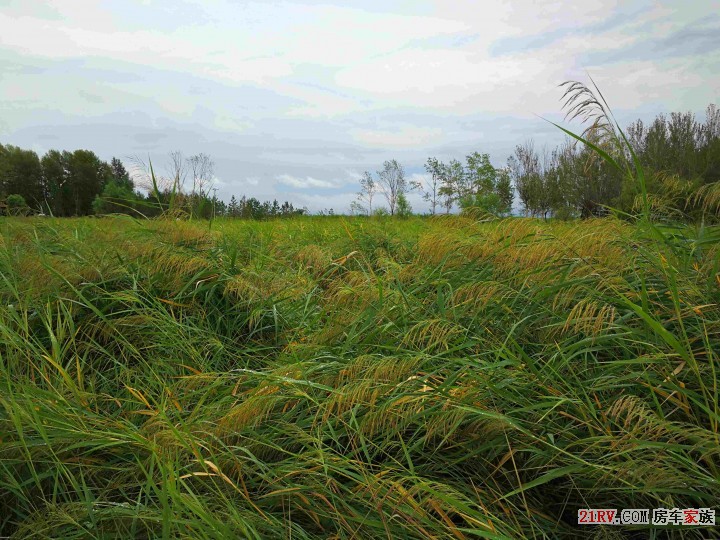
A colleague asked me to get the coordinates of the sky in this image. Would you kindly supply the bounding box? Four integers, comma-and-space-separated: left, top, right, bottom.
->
1, 0, 719, 213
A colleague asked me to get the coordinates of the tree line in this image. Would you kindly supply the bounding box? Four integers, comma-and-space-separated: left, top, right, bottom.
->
0, 146, 306, 219
509, 103, 720, 219
0, 145, 123, 216
355, 103, 719, 220
353, 154, 513, 217
3, 102, 718, 220
225, 195, 306, 219
0, 145, 174, 217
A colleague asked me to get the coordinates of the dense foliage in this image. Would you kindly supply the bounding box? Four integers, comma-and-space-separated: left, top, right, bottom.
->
0, 145, 116, 216
1, 214, 718, 538
507, 104, 720, 219
0, 148, 307, 220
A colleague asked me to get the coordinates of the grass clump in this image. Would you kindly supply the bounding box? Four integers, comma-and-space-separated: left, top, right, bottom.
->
0, 213, 719, 538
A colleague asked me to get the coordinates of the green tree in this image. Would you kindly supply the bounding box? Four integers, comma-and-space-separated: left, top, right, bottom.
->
377, 159, 406, 216
420, 157, 444, 215
92, 159, 140, 216
0, 146, 43, 208
110, 157, 133, 190
187, 153, 215, 217
41, 150, 71, 216
702, 104, 720, 186
243, 197, 263, 219
356, 171, 377, 214
92, 180, 140, 215
495, 167, 514, 216
66, 150, 106, 215
0, 144, 8, 197
436, 159, 463, 213
460, 152, 515, 215
396, 192, 412, 218
465, 152, 495, 196
437, 161, 454, 214
228, 195, 239, 217
508, 141, 542, 217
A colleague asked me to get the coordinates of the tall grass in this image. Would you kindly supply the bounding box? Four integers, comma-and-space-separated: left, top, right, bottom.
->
0, 212, 718, 538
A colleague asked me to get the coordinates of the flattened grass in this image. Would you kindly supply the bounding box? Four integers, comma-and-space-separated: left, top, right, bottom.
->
1, 215, 718, 538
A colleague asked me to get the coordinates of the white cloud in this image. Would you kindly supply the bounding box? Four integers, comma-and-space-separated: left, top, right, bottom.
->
350, 125, 444, 148
214, 116, 254, 132
276, 174, 338, 189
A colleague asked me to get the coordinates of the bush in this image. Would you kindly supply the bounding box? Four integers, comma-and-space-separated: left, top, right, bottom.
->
396, 193, 413, 217
92, 181, 141, 215
6, 194, 29, 216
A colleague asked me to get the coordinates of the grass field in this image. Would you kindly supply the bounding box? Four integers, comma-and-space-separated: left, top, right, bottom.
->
1, 214, 718, 538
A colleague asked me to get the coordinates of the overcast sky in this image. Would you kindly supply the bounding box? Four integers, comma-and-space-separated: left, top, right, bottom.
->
1, 0, 718, 212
